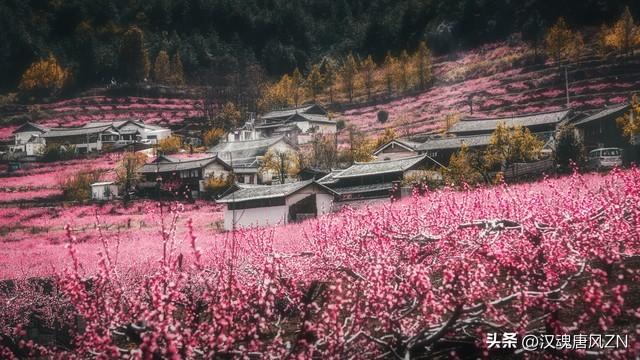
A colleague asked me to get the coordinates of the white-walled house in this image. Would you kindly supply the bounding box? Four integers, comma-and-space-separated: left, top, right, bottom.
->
217, 180, 337, 230
91, 181, 119, 201
15, 120, 171, 155
254, 104, 338, 144
208, 136, 297, 185
138, 154, 232, 198
10, 122, 48, 156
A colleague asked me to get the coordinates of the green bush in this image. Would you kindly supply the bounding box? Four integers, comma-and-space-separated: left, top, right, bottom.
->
60, 169, 103, 202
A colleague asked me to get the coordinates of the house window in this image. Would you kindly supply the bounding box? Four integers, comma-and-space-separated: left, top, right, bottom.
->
249, 175, 255, 184
238, 176, 245, 184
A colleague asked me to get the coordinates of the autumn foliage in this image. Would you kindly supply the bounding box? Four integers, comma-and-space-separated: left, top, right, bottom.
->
2, 169, 640, 358
18, 54, 69, 94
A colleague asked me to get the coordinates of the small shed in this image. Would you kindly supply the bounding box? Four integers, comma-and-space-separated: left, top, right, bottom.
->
91, 181, 119, 201
216, 180, 337, 230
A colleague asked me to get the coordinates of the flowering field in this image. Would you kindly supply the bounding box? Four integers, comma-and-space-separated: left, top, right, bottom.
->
1, 169, 640, 358
0, 155, 120, 203
341, 42, 640, 142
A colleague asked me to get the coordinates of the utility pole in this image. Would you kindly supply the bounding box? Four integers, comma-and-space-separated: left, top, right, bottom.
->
564, 66, 570, 108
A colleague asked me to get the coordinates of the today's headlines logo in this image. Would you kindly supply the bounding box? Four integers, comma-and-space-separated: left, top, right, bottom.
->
486, 333, 629, 351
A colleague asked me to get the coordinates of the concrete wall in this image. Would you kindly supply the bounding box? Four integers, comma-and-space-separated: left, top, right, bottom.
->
91, 184, 119, 200
224, 205, 288, 230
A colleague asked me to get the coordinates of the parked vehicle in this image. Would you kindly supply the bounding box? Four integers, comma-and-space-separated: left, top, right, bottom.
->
588, 148, 623, 171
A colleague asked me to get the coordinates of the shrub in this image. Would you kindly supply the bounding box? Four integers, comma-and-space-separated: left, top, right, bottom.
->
377, 110, 389, 123
202, 128, 225, 147
203, 174, 233, 198
59, 169, 103, 201
158, 135, 182, 154
40, 144, 75, 162
555, 126, 585, 172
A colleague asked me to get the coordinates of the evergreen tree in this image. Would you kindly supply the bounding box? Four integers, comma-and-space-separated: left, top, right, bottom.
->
360, 55, 376, 101
306, 64, 324, 101
414, 41, 432, 90
383, 52, 396, 97
341, 53, 358, 103
119, 26, 150, 83
170, 52, 185, 85
153, 50, 171, 84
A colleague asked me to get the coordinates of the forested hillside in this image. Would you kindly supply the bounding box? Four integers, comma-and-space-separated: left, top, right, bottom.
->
0, 0, 637, 91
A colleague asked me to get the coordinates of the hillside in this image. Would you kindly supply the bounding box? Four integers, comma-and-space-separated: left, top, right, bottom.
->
339, 41, 640, 142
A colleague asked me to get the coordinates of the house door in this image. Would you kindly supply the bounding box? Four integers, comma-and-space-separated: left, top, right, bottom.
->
288, 195, 317, 222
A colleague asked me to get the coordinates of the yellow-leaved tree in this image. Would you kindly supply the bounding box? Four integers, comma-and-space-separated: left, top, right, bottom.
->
605, 6, 640, 56
202, 128, 225, 147
483, 123, 544, 169
170, 53, 185, 85
306, 64, 324, 101
19, 54, 69, 95
616, 94, 640, 140
260, 149, 300, 184
395, 50, 411, 92
259, 74, 294, 112
341, 53, 359, 103
361, 55, 376, 101
414, 41, 432, 90
383, 52, 397, 97
116, 152, 148, 201
545, 18, 584, 63
158, 136, 182, 154
153, 50, 171, 84
321, 58, 338, 104
291, 68, 305, 107
373, 128, 398, 150
445, 144, 484, 187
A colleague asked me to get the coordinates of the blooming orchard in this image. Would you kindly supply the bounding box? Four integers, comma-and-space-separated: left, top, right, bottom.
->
1, 169, 640, 358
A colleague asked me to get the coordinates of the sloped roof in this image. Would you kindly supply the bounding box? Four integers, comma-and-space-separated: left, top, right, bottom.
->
330, 182, 394, 195
13, 122, 49, 134
261, 104, 326, 120
415, 135, 493, 151
449, 109, 570, 134
208, 136, 285, 154
289, 113, 335, 124
140, 154, 230, 173
84, 119, 166, 131
216, 180, 335, 203
42, 125, 115, 138
572, 103, 630, 127
335, 155, 430, 179
317, 169, 345, 184
373, 138, 423, 155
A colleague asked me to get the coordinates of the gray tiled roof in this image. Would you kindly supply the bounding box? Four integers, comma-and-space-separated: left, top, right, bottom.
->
42, 125, 115, 138
449, 109, 570, 134
330, 182, 394, 195
208, 136, 285, 154
416, 135, 493, 151
140, 155, 229, 173
373, 138, 423, 154
13, 122, 49, 134
291, 113, 335, 124
335, 155, 429, 179
317, 169, 345, 184
217, 180, 334, 203
572, 103, 630, 127
261, 104, 322, 120
84, 120, 166, 131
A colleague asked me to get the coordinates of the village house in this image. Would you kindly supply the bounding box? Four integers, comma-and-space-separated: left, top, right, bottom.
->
254, 104, 338, 145
138, 154, 232, 198
208, 136, 297, 185
16, 120, 171, 155
447, 109, 572, 136
216, 180, 336, 230
10, 122, 48, 156
571, 103, 631, 153
319, 154, 439, 201
91, 181, 119, 201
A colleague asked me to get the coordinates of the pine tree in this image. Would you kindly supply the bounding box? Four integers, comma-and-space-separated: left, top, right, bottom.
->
153, 50, 171, 84
170, 53, 185, 85
396, 50, 410, 92
119, 26, 150, 83
291, 67, 304, 106
383, 52, 396, 97
306, 64, 324, 101
415, 41, 432, 90
545, 18, 582, 64
341, 53, 359, 103
322, 58, 337, 104
606, 6, 640, 56
360, 55, 376, 101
